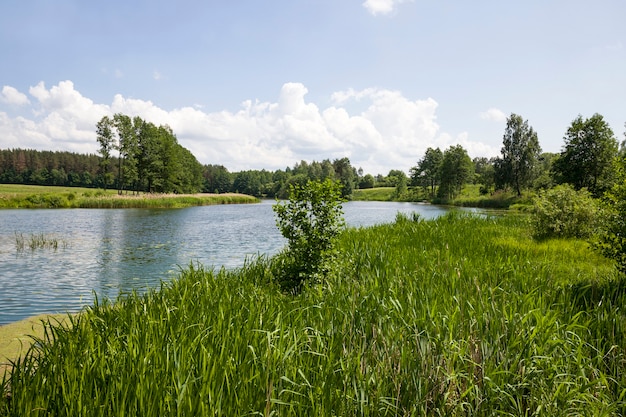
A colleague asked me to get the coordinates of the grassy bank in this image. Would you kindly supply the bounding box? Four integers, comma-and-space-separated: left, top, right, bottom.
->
0, 184, 258, 208
352, 185, 529, 209
2, 213, 624, 415
351, 187, 396, 201
0, 315, 71, 378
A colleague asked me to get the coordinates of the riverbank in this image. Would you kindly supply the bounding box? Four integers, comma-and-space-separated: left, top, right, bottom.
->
352, 185, 532, 209
0, 184, 258, 208
0, 314, 71, 378
2, 213, 623, 415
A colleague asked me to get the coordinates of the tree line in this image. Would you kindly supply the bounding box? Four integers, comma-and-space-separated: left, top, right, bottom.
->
1, 112, 623, 203
411, 113, 625, 200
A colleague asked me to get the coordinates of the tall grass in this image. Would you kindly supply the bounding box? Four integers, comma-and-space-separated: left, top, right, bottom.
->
0, 188, 258, 209
1, 213, 624, 415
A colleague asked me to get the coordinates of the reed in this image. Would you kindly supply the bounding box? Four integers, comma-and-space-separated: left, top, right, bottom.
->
0, 187, 258, 209
1, 213, 624, 415
14, 232, 67, 251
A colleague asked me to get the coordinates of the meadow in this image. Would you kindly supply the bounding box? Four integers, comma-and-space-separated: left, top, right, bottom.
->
0, 184, 258, 208
1, 212, 623, 416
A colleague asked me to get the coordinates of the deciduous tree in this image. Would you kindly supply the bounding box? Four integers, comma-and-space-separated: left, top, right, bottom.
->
495, 113, 541, 196
553, 113, 618, 196
410, 147, 443, 198
437, 145, 473, 201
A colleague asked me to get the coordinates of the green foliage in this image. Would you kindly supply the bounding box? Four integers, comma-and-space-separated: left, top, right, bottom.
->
495, 113, 542, 196
437, 145, 473, 201
410, 147, 443, 198
2, 215, 624, 415
595, 154, 626, 273
553, 113, 619, 197
532, 184, 600, 239
95, 114, 204, 195
272, 179, 345, 292
358, 173, 375, 189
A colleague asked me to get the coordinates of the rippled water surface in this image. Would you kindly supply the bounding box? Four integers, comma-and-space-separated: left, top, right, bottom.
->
0, 200, 466, 324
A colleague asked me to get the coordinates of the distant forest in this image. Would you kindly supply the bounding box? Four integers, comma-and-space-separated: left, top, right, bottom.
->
0, 148, 374, 199
2, 112, 623, 200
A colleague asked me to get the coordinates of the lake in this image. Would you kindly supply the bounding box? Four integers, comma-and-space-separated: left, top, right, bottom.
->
0, 200, 472, 325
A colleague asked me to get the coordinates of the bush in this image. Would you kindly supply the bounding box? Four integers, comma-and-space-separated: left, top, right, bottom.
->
532, 184, 600, 239
272, 179, 345, 292
595, 163, 626, 273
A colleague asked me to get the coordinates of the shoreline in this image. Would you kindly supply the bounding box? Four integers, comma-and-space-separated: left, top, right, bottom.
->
0, 189, 259, 209
0, 313, 72, 377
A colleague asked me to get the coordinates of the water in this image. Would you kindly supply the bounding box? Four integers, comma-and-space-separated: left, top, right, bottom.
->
0, 200, 465, 325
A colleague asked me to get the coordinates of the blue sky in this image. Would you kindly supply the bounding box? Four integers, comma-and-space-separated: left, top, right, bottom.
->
1, 0, 624, 174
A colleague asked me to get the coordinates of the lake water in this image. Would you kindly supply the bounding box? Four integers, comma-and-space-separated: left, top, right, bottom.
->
0, 200, 469, 325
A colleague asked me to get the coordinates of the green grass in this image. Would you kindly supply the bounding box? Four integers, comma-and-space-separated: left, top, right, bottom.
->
352, 187, 396, 201
0, 184, 258, 208
1, 213, 624, 415
354, 184, 533, 209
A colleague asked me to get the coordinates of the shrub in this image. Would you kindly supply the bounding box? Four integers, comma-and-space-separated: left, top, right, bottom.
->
532, 184, 599, 239
595, 161, 626, 273
272, 179, 345, 292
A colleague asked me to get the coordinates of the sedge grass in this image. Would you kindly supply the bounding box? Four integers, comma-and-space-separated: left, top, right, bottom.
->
1, 213, 624, 416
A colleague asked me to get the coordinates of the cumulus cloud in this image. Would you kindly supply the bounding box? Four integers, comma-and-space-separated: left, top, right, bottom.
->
1, 86, 30, 106
0, 80, 496, 174
480, 107, 507, 122
362, 0, 411, 16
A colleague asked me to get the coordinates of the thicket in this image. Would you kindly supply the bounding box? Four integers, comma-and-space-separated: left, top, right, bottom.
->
531, 184, 600, 239
2, 213, 624, 416
595, 152, 626, 273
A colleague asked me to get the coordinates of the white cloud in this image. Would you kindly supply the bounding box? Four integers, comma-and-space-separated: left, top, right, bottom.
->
1, 86, 30, 106
0, 80, 497, 174
362, 0, 411, 16
153, 70, 163, 81
480, 107, 507, 123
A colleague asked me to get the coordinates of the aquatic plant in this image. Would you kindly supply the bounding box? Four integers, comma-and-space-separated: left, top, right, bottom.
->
14, 233, 67, 252
1, 213, 624, 415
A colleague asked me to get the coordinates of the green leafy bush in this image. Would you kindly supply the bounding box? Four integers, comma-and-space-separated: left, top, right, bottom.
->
272, 179, 345, 292
595, 161, 626, 273
532, 184, 600, 239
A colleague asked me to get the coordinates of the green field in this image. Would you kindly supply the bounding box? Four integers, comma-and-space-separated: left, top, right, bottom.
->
2, 213, 623, 416
351, 187, 396, 201
0, 184, 258, 208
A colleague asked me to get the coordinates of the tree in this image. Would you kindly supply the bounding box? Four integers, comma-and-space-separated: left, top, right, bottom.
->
113, 113, 139, 194
553, 113, 618, 197
473, 157, 496, 195
410, 147, 443, 198
96, 116, 115, 190
359, 174, 375, 189
494, 113, 541, 196
437, 145, 473, 201
203, 164, 233, 193
332, 157, 356, 198
272, 179, 345, 292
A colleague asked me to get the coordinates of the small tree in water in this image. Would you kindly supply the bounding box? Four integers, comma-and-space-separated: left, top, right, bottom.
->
273, 179, 345, 293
